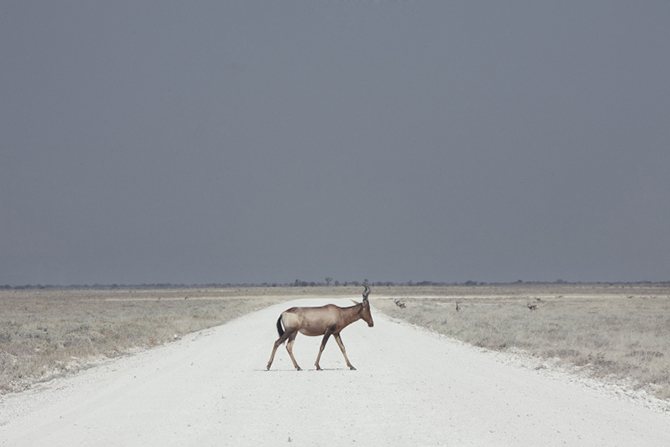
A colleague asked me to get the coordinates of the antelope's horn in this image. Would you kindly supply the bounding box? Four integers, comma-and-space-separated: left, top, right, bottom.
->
362, 285, 371, 300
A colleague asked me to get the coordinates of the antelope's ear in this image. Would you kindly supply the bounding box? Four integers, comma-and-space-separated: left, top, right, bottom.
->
351, 299, 360, 305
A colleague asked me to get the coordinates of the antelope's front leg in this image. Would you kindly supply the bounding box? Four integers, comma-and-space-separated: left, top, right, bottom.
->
334, 334, 356, 370
314, 331, 333, 370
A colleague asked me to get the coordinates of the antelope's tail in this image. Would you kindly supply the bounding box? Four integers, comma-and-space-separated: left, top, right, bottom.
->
276, 315, 285, 340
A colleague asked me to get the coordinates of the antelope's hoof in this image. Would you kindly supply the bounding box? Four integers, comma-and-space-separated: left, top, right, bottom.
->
296, 366, 302, 371
349, 365, 356, 370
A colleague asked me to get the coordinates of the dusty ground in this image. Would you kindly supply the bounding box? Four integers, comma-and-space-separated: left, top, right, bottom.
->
1, 297, 668, 447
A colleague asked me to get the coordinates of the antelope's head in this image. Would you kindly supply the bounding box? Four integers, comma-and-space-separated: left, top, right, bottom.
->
360, 285, 374, 327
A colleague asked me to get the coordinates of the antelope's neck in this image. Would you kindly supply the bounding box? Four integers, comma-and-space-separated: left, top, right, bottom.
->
341, 304, 362, 328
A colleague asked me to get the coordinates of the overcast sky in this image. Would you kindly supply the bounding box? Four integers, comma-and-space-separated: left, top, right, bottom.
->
1, 1, 669, 286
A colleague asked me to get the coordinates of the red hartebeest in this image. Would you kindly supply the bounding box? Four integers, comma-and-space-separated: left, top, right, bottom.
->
266, 286, 374, 371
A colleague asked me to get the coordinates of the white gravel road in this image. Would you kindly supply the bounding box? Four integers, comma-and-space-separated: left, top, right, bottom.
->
1, 298, 668, 446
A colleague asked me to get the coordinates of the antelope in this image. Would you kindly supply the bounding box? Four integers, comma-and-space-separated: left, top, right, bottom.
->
266, 286, 374, 371
527, 302, 538, 311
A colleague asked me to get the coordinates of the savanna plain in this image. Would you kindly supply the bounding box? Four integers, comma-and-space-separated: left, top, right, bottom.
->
1, 283, 669, 401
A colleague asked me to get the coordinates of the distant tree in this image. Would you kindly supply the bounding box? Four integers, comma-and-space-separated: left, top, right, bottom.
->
325, 277, 332, 286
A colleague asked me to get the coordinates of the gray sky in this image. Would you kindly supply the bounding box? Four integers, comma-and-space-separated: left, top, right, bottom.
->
2, 1, 669, 286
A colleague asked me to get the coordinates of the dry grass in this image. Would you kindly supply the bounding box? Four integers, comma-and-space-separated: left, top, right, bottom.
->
373, 283, 670, 400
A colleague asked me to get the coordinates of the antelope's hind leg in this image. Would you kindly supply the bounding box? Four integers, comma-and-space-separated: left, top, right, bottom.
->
267, 330, 291, 370
285, 331, 302, 371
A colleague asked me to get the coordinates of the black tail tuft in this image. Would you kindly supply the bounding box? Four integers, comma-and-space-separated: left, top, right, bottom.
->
276, 315, 285, 340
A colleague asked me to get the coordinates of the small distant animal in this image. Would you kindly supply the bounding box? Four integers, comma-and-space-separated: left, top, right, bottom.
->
535, 297, 542, 302
527, 302, 538, 311
455, 302, 460, 312
394, 299, 406, 309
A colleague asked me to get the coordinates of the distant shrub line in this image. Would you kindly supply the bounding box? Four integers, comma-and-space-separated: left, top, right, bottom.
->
3, 280, 668, 290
